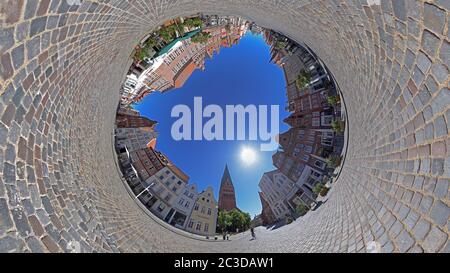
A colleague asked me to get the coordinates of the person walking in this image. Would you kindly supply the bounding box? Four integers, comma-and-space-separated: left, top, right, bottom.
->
250, 227, 256, 240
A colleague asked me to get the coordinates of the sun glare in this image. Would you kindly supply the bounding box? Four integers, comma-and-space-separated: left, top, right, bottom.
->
240, 147, 258, 166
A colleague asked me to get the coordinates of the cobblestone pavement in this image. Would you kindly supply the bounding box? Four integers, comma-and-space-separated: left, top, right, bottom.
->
0, 0, 449, 253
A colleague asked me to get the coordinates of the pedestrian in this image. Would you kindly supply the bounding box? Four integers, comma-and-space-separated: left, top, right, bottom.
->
250, 227, 256, 240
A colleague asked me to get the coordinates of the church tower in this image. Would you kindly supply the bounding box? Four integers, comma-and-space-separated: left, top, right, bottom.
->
218, 165, 238, 211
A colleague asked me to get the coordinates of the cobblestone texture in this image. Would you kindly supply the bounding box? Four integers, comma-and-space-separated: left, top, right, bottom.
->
0, 0, 449, 253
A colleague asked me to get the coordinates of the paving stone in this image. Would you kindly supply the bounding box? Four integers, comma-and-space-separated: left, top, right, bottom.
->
3, 162, 16, 184
35, 209, 50, 226
434, 116, 448, 138
391, 0, 407, 21
28, 215, 45, 237
431, 63, 448, 84
30, 17, 47, 38
430, 200, 450, 226
26, 236, 44, 253
434, 179, 449, 199
0, 53, 14, 81
0, 124, 8, 146
440, 41, 450, 68
431, 158, 445, 176
0, 198, 13, 234
41, 235, 60, 253
413, 218, 431, 240
422, 226, 448, 252
0, 236, 18, 253
24, 0, 39, 20
435, 0, 450, 10
421, 30, 440, 57
0, 27, 15, 53
12, 208, 31, 237
41, 196, 54, 214
26, 36, 41, 61
420, 195, 434, 214
396, 229, 415, 252
416, 51, 431, 74
423, 3, 446, 34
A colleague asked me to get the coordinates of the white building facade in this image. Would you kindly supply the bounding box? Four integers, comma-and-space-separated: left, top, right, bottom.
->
258, 170, 296, 221
143, 165, 189, 221
168, 183, 199, 229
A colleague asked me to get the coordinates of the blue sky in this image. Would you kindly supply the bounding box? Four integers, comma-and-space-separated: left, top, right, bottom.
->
134, 33, 289, 217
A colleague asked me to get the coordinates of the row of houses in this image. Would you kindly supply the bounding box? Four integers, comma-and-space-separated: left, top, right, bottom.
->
257, 30, 345, 225
114, 15, 252, 237
120, 15, 249, 105
115, 109, 218, 237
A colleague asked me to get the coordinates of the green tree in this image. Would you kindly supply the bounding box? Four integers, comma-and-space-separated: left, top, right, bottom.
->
296, 203, 309, 216
133, 45, 148, 62
219, 209, 251, 233
331, 119, 345, 133
326, 155, 342, 168
185, 18, 203, 28
191, 31, 212, 44
217, 210, 232, 233
158, 27, 175, 42
296, 69, 311, 90
327, 95, 339, 106
240, 212, 251, 231
313, 183, 325, 195
275, 40, 287, 50
144, 36, 158, 49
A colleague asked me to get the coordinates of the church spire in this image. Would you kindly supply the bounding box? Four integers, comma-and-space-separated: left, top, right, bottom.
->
218, 164, 237, 211
220, 164, 234, 188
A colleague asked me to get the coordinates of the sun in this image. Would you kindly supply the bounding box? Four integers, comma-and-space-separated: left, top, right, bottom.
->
240, 146, 258, 166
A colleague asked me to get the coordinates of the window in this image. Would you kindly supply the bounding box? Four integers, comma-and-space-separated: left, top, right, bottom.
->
314, 160, 326, 169
172, 186, 177, 192
184, 201, 190, 208
178, 198, 185, 205
188, 220, 194, 228
194, 204, 199, 211
300, 154, 310, 162
201, 207, 206, 214
196, 222, 202, 231
304, 145, 313, 154
159, 175, 164, 180
311, 169, 322, 179
177, 181, 182, 185
207, 208, 211, 215
165, 170, 170, 175
164, 194, 172, 202
312, 117, 320, 127
204, 224, 209, 232
157, 203, 165, 212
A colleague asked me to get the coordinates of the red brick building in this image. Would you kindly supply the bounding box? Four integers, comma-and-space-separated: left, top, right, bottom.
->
218, 165, 238, 211
258, 192, 276, 225
129, 147, 169, 181
116, 113, 157, 129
